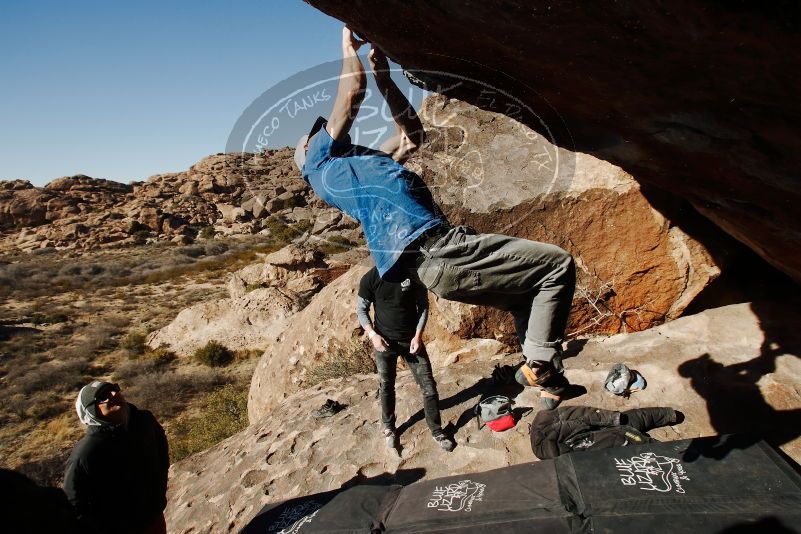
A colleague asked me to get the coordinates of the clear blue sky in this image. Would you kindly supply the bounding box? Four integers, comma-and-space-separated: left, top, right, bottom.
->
1, 1, 418, 186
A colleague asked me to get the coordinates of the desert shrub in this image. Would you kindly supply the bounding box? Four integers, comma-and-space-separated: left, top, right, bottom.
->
306, 337, 375, 386
133, 229, 150, 239
198, 226, 215, 239
82, 324, 118, 353
177, 246, 205, 258
0, 328, 57, 360
292, 219, 313, 234
6, 394, 31, 420
263, 217, 312, 244
29, 311, 69, 325
204, 242, 228, 256
144, 347, 176, 366
244, 283, 263, 293
59, 264, 82, 276
168, 384, 248, 462
51, 277, 74, 290
234, 348, 263, 361
193, 341, 234, 367
112, 358, 160, 381
120, 331, 147, 356
86, 264, 105, 276
24, 391, 69, 421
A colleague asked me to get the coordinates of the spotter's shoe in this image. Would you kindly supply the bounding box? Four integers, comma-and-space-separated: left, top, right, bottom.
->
383, 427, 398, 451
432, 432, 455, 452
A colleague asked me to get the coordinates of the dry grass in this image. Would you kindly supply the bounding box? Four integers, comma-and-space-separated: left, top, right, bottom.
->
112, 359, 225, 419
167, 384, 249, 462
0, 236, 272, 485
306, 337, 376, 386
0, 237, 279, 298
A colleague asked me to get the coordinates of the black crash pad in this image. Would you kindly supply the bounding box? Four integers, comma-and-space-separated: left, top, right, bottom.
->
239, 436, 801, 533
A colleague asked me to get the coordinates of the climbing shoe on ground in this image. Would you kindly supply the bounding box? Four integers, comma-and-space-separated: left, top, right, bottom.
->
432, 432, 455, 452
492, 363, 517, 385
312, 399, 344, 418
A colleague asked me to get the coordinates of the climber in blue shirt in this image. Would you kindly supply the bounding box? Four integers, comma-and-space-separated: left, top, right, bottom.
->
294, 26, 576, 409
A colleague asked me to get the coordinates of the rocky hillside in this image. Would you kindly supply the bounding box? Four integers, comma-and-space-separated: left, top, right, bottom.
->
0, 148, 325, 252
306, 0, 801, 284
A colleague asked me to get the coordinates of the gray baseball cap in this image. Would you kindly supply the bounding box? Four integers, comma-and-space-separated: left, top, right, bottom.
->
604, 363, 647, 395
293, 116, 329, 172
293, 134, 309, 171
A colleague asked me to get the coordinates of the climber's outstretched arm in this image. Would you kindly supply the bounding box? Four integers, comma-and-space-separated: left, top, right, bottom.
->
327, 26, 367, 142
369, 47, 426, 163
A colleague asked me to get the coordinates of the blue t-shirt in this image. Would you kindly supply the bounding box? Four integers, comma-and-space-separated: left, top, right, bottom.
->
302, 120, 444, 277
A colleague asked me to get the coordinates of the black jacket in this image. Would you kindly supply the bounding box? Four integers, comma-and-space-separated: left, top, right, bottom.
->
530, 406, 675, 459
63, 404, 169, 534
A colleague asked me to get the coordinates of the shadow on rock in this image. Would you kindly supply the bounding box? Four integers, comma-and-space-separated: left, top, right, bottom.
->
678, 351, 801, 454
397, 376, 499, 438
561, 338, 589, 361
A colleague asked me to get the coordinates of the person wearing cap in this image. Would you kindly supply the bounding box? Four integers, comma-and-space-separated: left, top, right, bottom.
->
356, 265, 455, 453
63, 381, 169, 534
294, 26, 576, 408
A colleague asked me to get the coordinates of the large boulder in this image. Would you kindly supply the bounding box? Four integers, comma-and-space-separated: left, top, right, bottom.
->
305, 0, 801, 284
411, 96, 720, 339
227, 244, 330, 300
170, 302, 801, 534
146, 288, 305, 357
0, 187, 52, 228
148, 244, 348, 356
247, 261, 372, 421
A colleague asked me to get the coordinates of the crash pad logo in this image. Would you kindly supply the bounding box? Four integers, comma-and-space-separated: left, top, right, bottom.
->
267, 500, 322, 533
426, 479, 486, 512
614, 452, 690, 494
